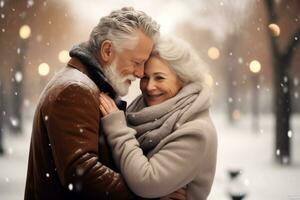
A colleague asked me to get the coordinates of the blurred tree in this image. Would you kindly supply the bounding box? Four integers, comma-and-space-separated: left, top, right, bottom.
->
264, 0, 300, 164
0, 80, 4, 154
0, 0, 76, 134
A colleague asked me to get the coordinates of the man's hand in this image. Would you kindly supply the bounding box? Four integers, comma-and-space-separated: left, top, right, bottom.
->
160, 188, 187, 200
99, 93, 120, 116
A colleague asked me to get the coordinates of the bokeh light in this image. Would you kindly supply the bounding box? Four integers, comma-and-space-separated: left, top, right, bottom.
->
249, 60, 261, 73
58, 50, 70, 63
19, 25, 31, 39
38, 63, 50, 76
208, 47, 220, 60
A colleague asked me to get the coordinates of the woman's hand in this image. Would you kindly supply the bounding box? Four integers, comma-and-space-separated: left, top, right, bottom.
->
98, 93, 119, 116
160, 188, 187, 200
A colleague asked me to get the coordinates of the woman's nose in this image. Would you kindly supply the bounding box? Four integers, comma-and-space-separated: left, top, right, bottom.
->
146, 79, 156, 91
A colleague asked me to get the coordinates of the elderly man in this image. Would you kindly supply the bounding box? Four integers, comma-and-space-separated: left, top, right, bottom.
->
25, 7, 159, 200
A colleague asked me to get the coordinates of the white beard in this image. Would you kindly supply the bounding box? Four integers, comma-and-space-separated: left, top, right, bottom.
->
103, 58, 136, 96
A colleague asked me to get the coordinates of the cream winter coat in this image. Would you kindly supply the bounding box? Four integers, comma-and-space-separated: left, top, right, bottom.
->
101, 83, 218, 200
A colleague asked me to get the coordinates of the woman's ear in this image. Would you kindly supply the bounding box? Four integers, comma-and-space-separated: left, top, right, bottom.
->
100, 40, 114, 63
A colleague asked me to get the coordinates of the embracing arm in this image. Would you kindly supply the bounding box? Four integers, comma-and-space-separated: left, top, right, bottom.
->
101, 110, 209, 198
44, 84, 133, 200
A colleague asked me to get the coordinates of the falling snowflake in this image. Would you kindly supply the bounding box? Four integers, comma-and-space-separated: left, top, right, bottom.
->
46, 173, 50, 178
228, 97, 233, 103
294, 78, 299, 86
17, 48, 21, 54
15, 71, 23, 82
10, 117, 19, 127
287, 130, 293, 138
24, 99, 30, 107
1, 14, 5, 19
76, 167, 84, 176
79, 128, 83, 133
238, 57, 243, 64
276, 149, 280, 156
294, 92, 299, 99
8, 147, 13, 155
0, 1, 4, 8
295, 37, 298, 41
280, 83, 284, 87
68, 183, 73, 191
282, 156, 289, 164
259, 129, 264, 134
36, 35, 43, 42
283, 76, 288, 83
27, 0, 34, 8
44, 115, 49, 121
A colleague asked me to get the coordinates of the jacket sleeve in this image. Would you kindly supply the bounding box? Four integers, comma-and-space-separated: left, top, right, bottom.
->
44, 83, 134, 200
101, 111, 215, 198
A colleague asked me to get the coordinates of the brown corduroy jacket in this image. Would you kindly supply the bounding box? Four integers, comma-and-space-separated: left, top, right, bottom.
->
24, 58, 135, 200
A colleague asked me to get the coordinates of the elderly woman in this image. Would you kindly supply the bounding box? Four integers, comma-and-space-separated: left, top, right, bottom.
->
99, 35, 217, 200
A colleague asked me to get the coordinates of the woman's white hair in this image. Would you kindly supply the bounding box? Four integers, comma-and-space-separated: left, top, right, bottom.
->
88, 7, 160, 54
152, 35, 209, 86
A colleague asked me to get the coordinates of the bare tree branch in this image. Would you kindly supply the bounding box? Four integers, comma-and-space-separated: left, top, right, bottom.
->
265, 0, 278, 22
283, 26, 300, 66
264, 0, 280, 58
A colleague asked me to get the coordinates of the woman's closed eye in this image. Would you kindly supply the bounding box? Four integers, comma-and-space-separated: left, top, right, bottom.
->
154, 76, 165, 81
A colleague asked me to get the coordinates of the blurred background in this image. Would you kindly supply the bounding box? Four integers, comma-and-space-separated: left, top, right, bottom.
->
0, 0, 299, 200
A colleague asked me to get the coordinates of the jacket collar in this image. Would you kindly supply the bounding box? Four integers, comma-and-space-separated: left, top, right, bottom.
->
67, 56, 127, 111
67, 57, 91, 77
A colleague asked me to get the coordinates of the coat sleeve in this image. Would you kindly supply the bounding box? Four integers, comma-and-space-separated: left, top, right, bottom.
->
44, 83, 134, 200
101, 111, 212, 198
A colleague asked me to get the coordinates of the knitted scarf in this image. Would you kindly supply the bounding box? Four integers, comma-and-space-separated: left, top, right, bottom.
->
126, 83, 211, 154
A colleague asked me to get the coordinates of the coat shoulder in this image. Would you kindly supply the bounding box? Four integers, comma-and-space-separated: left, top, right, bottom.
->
52, 66, 99, 93
37, 66, 100, 111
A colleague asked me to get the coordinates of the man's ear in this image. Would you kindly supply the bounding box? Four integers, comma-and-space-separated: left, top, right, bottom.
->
100, 40, 114, 63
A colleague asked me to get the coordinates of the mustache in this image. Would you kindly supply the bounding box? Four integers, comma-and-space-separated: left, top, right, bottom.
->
120, 75, 136, 82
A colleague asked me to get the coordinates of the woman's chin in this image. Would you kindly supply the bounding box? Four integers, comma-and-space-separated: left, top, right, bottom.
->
146, 99, 162, 106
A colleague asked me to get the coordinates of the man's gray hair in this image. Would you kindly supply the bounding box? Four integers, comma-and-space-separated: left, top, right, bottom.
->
152, 35, 209, 86
89, 7, 160, 54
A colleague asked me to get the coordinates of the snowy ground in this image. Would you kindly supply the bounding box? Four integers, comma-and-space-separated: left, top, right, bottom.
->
0, 110, 299, 200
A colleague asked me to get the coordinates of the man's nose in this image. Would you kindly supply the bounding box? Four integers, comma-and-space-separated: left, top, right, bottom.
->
134, 66, 144, 78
